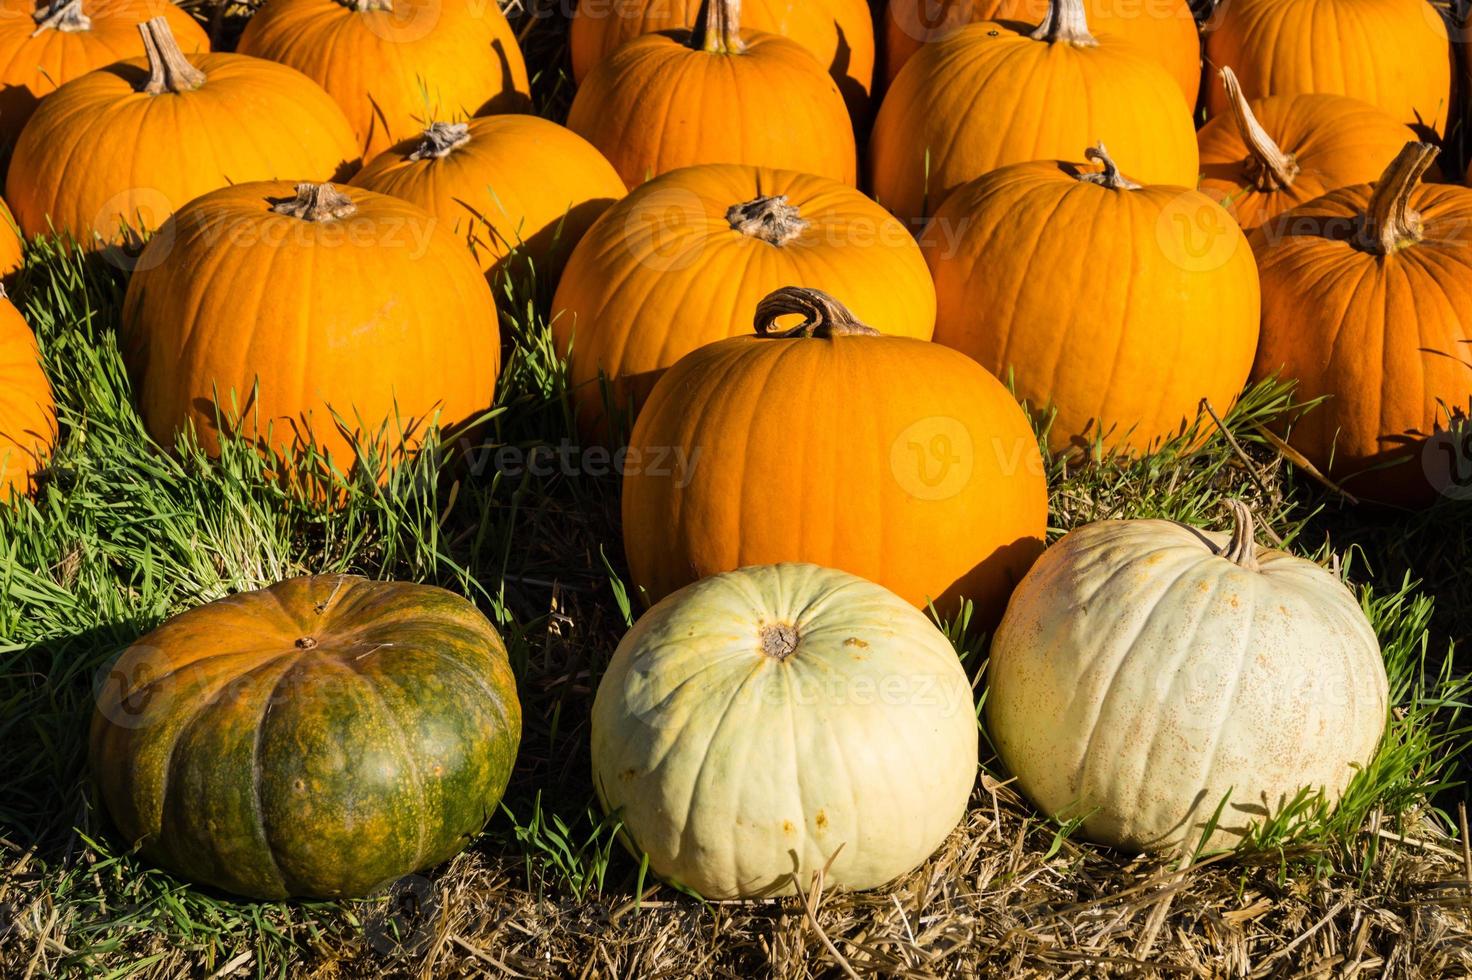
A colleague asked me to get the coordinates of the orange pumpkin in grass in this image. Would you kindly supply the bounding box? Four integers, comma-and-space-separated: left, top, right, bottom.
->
622, 287, 1047, 621
570, 0, 875, 120
6, 18, 357, 247
871, 0, 1198, 225
883, 0, 1200, 106
567, 0, 856, 188
1198, 68, 1415, 232
550, 164, 934, 439
0, 201, 22, 280
923, 145, 1260, 456
351, 116, 625, 286
238, 0, 530, 159
0, 0, 207, 154
1251, 143, 1472, 506
0, 295, 55, 501
120, 182, 499, 476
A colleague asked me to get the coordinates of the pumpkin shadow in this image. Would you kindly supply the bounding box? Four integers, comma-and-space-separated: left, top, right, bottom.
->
477, 39, 535, 118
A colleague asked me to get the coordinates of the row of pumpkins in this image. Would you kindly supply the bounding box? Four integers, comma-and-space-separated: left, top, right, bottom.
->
0, 0, 1421, 902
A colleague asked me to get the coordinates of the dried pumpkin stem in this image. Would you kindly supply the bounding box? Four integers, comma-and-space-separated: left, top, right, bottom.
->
760, 623, 799, 661
409, 121, 471, 161
352, 0, 393, 11
754, 287, 879, 339
31, 0, 90, 35
1357, 141, 1439, 256
1221, 499, 1260, 572
138, 17, 205, 95
1030, 0, 1097, 46
693, 0, 744, 54
272, 183, 358, 222
1219, 67, 1298, 191
727, 195, 808, 247
1077, 144, 1140, 190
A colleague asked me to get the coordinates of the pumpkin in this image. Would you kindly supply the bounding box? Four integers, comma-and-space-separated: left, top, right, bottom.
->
1202, 0, 1453, 133
592, 562, 978, 898
566, 0, 857, 188
120, 182, 500, 476
237, 0, 531, 159
90, 574, 522, 900
923, 145, 1260, 456
623, 287, 1046, 621
883, 0, 1200, 107
350, 115, 625, 286
569, 0, 875, 120
551, 164, 935, 439
987, 502, 1388, 851
0, 200, 23, 280
6, 18, 357, 247
0, 295, 55, 501
0, 0, 208, 154
1251, 142, 1472, 505
1198, 68, 1416, 232
871, 0, 1199, 225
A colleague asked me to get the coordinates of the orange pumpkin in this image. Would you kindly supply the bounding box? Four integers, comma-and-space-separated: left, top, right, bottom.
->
120, 182, 500, 476
623, 287, 1046, 620
566, 0, 856, 188
1203, 0, 1453, 133
6, 18, 357, 247
1198, 68, 1415, 231
238, 0, 531, 159
351, 115, 625, 285
0, 0, 207, 154
0, 295, 55, 501
883, 0, 1200, 106
1251, 143, 1472, 505
0, 200, 22, 280
551, 163, 934, 438
570, 0, 875, 119
871, 0, 1199, 225
924, 146, 1260, 456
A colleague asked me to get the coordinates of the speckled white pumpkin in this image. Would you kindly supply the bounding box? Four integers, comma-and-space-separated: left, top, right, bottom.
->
591, 563, 979, 899
987, 502, 1388, 852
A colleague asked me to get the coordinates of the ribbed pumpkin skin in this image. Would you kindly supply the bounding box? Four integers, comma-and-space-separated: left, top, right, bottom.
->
6, 54, 358, 245
987, 518, 1387, 851
592, 563, 979, 899
90, 575, 522, 900
883, 0, 1200, 105
570, 0, 875, 117
1198, 93, 1415, 231
0, 298, 55, 501
871, 22, 1199, 224
924, 160, 1260, 455
1203, 0, 1453, 132
0, 199, 22, 279
623, 330, 1047, 620
1249, 183, 1472, 505
120, 182, 500, 471
238, 0, 531, 158
567, 31, 857, 188
0, 0, 207, 152
351, 116, 625, 285
552, 165, 935, 438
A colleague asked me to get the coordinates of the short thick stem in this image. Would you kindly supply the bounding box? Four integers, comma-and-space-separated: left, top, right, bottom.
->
1220, 67, 1298, 191
754, 287, 879, 339
272, 183, 358, 222
693, 0, 744, 53
760, 623, 799, 661
409, 121, 471, 161
1077, 144, 1140, 190
1030, 0, 1097, 46
138, 17, 204, 94
1356, 142, 1439, 255
31, 0, 90, 35
1221, 500, 1260, 572
727, 195, 808, 246
352, 0, 393, 11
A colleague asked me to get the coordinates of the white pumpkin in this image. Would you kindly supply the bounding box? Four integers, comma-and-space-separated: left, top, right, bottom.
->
591, 562, 979, 899
987, 502, 1388, 852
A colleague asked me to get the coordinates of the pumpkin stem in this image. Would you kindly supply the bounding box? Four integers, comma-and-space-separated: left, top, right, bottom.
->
271, 183, 359, 222
760, 623, 799, 661
1356, 141, 1439, 256
1219, 67, 1299, 191
1077, 144, 1141, 190
1221, 500, 1261, 572
1030, 0, 1097, 47
755, 287, 879, 339
138, 17, 204, 95
295, 636, 319, 650
31, 0, 90, 35
352, 0, 393, 11
409, 121, 471, 161
727, 195, 808, 247
693, 0, 744, 54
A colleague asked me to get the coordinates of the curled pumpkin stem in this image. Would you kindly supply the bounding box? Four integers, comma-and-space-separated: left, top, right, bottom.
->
410, 121, 472, 161
727, 195, 808, 247
1077, 144, 1141, 190
138, 17, 204, 95
31, 0, 90, 35
754, 287, 879, 339
1031, 0, 1097, 47
1357, 141, 1438, 256
693, 0, 744, 54
1221, 499, 1261, 571
272, 183, 358, 222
